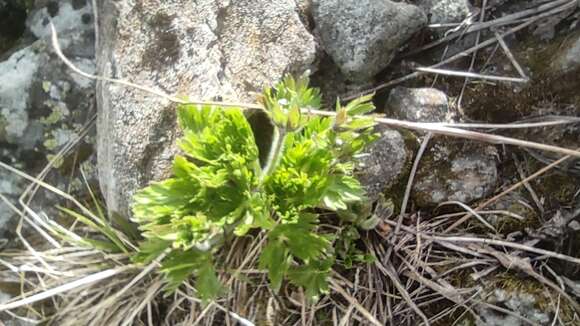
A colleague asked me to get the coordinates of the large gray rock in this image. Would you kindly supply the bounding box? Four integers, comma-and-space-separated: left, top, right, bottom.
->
413, 139, 498, 207
0, 0, 96, 236
385, 87, 452, 123
97, 0, 317, 217
312, 0, 426, 81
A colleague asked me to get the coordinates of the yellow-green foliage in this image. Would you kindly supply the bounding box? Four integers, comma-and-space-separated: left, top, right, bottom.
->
131, 75, 380, 302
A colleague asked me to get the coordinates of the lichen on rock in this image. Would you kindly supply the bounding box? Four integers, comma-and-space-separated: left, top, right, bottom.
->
413, 138, 498, 208
0, 46, 40, 142
0, 0, 97, 238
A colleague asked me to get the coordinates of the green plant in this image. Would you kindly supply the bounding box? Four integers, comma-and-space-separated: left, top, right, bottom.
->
131, 74, 379, 302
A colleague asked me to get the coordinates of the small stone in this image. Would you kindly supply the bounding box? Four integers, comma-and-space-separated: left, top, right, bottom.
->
418, 0, 473, 29
486, 191, 537, 234
569, 220, 580, 231
385, 87, 451, 123
357, 127, 408, 202
474, 286, 551, 326
551, 33, 580, 73
27, 0, 93, 39
312, 0, 426, 81
413, 139, 498, 207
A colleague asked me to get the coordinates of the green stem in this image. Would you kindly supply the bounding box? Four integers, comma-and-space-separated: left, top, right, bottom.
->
260, 126, 287, 183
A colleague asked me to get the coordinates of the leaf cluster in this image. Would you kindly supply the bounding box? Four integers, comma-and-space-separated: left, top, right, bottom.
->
131, 74, 379, 302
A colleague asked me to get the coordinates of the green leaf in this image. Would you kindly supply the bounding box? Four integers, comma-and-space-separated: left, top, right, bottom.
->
177, 104, 215, 133
58, 206, 129, 254
320, 175, 365, 211
196, 261, 223, 304
322, 192, 347, 211
259, 74, 321, 131
345, 117, 376, 130
132, 178, 197, 223
288, 258, 333, 300
342, 93, 375, 116
357, 215, 381, 230
259, 240, 290, 292
269, 214, 330, 262
271, 102, 287, 127
133, 238, 171, 264
272, 74, 321, 111
84, 239, 123, 253
335, 108, 348, 127
287, 105, 301, 130
161, 249, 222, 303
234, 193, 274, 235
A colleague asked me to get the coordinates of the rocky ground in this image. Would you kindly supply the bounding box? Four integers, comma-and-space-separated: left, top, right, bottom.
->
1, 0, 580, 325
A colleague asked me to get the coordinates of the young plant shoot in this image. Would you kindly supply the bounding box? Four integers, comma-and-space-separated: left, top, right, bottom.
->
131, 75, 378, 302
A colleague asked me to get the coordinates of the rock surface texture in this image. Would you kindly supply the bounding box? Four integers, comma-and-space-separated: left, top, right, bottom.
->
357, 128, 409, 202
418, 0, 473, 28
385, 87, 452, 122
312, 0, 426, 81
413, 139, 498, 207
467, 288, 552, 326
97, 0, 316, 217
0, 0, 96, 237
552, 31, 580, 73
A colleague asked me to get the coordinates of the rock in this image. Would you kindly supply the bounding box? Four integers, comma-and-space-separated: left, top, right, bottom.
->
418, 0, 477, 64
0, 0, 96, 235
310, 54, 351, 106
456, 272, 576, 326
27, 0, 94, 44
551, 32, 580, 73
418, 0, 473, 30
357, 128, 409, 202
97, 0, 317, 218
295, 0, 314, 30
0, 171, 23, 240
486, 191, 538, 234
413, 139, 498, 207
475, 289, 551, 326
312, 0, 426, 81
385, 87, 452, 123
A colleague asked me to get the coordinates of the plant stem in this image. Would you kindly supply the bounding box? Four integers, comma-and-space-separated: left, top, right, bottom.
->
260, 126, 287, 182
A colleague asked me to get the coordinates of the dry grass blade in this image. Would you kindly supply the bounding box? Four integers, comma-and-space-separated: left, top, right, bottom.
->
437, 201, 497, 233
0, 266, 133, 311
401, 0, 576, 57
328, 278, 382, 326
415, 66, 528, 83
